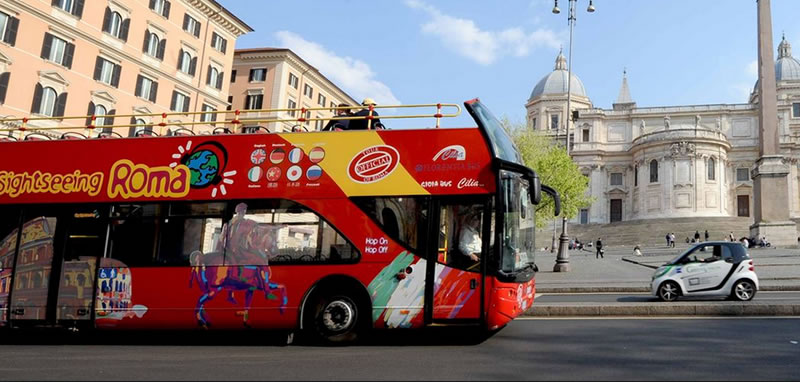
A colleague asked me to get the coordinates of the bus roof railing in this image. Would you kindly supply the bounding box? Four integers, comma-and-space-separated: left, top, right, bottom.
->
0, 103, 461, 140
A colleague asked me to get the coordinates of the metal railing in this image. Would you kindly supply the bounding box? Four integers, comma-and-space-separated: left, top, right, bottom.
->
0, 103, 461, 141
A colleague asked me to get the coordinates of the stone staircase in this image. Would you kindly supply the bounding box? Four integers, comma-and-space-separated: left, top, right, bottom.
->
536, 216, 758, 249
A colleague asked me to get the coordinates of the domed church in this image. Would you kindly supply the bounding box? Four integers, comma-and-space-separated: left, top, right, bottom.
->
526, 36, 800, 226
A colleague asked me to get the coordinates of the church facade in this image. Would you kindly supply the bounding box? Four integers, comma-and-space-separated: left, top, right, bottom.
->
526, 36, 800, 225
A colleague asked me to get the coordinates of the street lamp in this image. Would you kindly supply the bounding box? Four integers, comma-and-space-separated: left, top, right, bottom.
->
552, 0, 594, 272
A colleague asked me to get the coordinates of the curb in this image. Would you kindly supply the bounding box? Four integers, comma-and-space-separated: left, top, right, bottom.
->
524, 303, 800, 317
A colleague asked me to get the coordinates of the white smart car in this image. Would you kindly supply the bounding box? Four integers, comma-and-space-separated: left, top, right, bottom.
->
651, 241, 758, 302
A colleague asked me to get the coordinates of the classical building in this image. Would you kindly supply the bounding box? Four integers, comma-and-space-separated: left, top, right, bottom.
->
527, 36, 800, 225
0, 0, 252, 138
229, 48, 358, 133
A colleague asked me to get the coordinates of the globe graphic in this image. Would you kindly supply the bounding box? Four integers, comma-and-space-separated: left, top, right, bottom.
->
185, 149, 219, 187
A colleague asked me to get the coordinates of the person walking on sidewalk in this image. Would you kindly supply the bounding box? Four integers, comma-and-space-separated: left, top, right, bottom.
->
633, 245, 643, 256
595, 238, 604, 259
729, 232, 735, 242
694, 230, 701, 242
670, 233, 676, 248
704, 230, 709, 242
665, 233, 670, 247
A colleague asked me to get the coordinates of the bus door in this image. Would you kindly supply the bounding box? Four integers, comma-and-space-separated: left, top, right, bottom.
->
427, 198, 489, 323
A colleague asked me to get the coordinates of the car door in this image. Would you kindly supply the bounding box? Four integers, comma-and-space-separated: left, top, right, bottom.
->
681, 244, 732, 293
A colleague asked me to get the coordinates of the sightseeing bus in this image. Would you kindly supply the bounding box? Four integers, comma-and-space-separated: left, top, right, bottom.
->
0, 99, 559, 343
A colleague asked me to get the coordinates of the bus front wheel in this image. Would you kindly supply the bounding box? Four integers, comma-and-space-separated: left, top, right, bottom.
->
310, 294, 362, 344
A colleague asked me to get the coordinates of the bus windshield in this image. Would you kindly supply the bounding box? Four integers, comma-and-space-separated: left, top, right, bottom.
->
500, 170, 535, 274
465, 100, 523, 165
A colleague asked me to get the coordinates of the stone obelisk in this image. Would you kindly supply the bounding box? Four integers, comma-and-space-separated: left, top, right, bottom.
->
750, 0, 796, 246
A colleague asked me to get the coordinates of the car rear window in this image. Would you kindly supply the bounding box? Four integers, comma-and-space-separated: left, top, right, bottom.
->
728, 243, 750, 262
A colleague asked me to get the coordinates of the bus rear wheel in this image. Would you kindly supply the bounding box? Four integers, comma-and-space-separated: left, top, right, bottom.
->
310, 294, 362, 344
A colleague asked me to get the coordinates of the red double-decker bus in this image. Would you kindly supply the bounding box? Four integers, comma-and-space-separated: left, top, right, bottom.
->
0, 99, 558, 343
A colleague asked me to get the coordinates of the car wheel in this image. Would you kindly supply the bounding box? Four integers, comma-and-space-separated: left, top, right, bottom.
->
731, 280, 756, 301
657, 281, 681, 302
311, 294, 361, 344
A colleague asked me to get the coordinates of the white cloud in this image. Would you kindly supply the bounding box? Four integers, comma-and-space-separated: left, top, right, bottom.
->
746, 60, 758, 78
274, 31, 401, 106
406, 0, 560, 65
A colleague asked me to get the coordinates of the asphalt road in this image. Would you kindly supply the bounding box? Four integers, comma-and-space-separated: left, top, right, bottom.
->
1, 318, 798, 380
535, 291, 800, 304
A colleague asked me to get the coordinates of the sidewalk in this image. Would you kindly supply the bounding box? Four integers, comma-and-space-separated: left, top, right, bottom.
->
526, 245, 800, 317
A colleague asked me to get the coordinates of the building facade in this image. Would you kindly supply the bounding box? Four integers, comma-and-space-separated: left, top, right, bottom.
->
228, 48, 358, 133
527, 37, 800, 225
0, 0, 251, 138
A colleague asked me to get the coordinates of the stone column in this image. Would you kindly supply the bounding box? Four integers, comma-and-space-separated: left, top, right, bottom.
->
751, 0, 797, 246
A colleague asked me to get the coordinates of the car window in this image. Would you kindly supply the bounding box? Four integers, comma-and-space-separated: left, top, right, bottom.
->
728, 243, 750, 262
681, 244, 718, 263
721, 245, 734, 262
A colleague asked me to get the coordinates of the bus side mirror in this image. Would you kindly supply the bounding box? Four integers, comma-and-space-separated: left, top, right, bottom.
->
530, 176, 542, 205
541, 184, 561, 216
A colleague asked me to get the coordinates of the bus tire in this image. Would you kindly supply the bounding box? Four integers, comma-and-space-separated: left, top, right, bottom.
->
309, 293, 363, 344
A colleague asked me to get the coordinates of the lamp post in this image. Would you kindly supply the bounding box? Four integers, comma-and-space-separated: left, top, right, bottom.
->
552, 0, 594, 272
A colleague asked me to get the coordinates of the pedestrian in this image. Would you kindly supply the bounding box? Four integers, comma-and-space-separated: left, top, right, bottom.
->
665, 233, 670, 247
729, 232, 735, 242
704, 230, 709, 242
633, 245, 643, 256
694, 230, 701, 242
595, 238, 604, 259
670, 233, 675, 248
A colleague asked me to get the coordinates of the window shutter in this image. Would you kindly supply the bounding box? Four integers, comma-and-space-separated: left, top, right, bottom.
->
157, 38, 166, 60
170, 91, 177, 111
149, 0, 156, 10
63, 43, 75, 69
72, 0, 84, 18
102, 7, 112, 32
31, 83, 43, 114
105, 109, 116, 126
256, 95, 263, 109
4, 17, 19, 46
55, 92, 68, 117
93, 57, 103, 81
231, 70, 236, 83
111, 64, 121, 88
216, 72, 223, 90
120, 18, 130, 42
149, 81, 158, 102
0, 72, 10, 104
245, 95, 251, 110
210, 33, 217, 48
249, 69, 255, 82
142, 30, 150, 53
163, 1, 171, 18
183, 95, 190, 113
182, 14, 189, 31
85, 101, 95, 126
135, 75, 143, 97
189, 57, 197, 76
193, 22, 200, 38
206, 65, 212, 85
41, 33, 53, 59
177, 49, 184, 70
129, 116, 137, 137
51, 0, 59, 6
221, 38, 227, 54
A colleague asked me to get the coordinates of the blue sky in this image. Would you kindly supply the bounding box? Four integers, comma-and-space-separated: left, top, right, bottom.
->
220, 0, 800, 129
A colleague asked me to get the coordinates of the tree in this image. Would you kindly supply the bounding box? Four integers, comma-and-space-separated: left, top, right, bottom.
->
502, 117, 593, 229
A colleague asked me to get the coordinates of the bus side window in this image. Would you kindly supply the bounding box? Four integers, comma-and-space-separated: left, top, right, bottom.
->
441, 203, 485, 272
108, 204, 165, 267
350, 196, 428, 257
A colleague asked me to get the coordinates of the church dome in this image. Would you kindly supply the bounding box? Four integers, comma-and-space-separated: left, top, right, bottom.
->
776, 35, 800, 81
529, 50, 587, 100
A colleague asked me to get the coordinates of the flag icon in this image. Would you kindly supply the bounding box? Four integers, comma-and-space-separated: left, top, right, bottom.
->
250, 149, 267, 165
309, 147, 325, 163
270, 148, 285, 164
248, 166, 263, 182
287, 165, 302, 181
306, 165, 323, 181
288, 147, 304, 164
266, 166, 281, 182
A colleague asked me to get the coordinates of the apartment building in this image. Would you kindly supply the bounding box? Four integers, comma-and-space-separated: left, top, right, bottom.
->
229, 48, 358, 133
0, 0, 252, 137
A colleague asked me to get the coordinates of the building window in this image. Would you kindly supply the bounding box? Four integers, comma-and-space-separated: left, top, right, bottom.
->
610, 173, 623, 186
249, 68, 267, 82
550, 114, 559, 130
1, 12, 20, 47
144, 31, 164, 59
40, 87, 58, 116
93, 57, 121, 88
183, 14, 200, 37
288, 73, 298, 89
135, 75, 158, 102
303, 84, 313, 99
244, 94, 263, 110
582, 128, 590, 142
707, 158, 716, 181
207, 66, 222, 89
107, 11, 122, 37
171, 91, 190, 112
287, 99, 297, 117
793, 103, 800, 118
210, 32, 227, 53
201, 104, 216, 123
150, 0, 171, 18
42, 33, 74, 68
634, 165, 638, 187
226, 95, 233, 111
178, 50, 194, 75
54, 0, 84, 17
318, 94, 326, 107
94, 104, 107, 127
737, 168, 750, 182
649, 159, 658, 183
315, 117, 324, 131
230, 70, 237, 82
304, 110, 311, 126
31, 84, 66, 117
